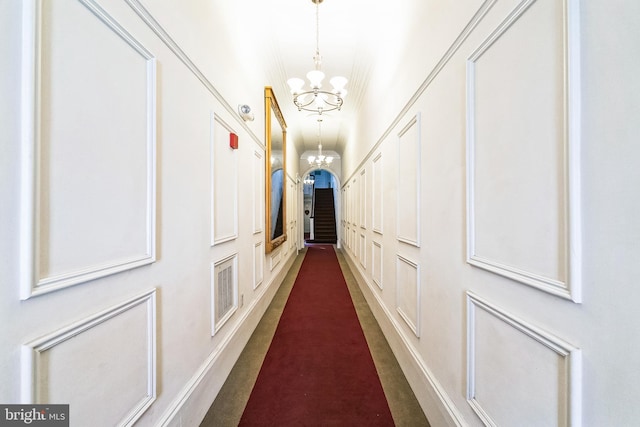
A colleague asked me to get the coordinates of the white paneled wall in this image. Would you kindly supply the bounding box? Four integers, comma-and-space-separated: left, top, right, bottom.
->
1, 0, 299, 425
340, 0, 639, 426
20, 0, 157, 299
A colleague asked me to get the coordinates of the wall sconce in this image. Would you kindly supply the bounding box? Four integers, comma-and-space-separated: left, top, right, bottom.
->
238, 104, 254, 122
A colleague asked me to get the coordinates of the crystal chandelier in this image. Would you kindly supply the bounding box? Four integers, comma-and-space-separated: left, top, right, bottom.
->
287, 0, 348, 115
303, 174, 315, 185
308, 118, 333, 167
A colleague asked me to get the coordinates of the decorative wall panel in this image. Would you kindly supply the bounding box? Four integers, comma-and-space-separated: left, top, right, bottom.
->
466, 292, 581, 426
397, 115, 421, 247
466, 0, 581, 301
349, 182, 355, 225
20, 0, 157, 299
254, 150, 264, 234
288, 176, 296, 253
344, 185, 349, 226
340, 188, 347, 226
345, 225, 350, 250
352, 178, 359, 228
352, 228, 357, 253
345, 184, 349, 226
22, 289, 157, 426
253, 241, 263, 289
211, 114, 239, 246
396, 255, 420, 337
270, 249, 282, 271
353, 225, 358, 256
372, 153, 383, 234
346, 224, 350, 249
360, 169, 367, 229
372, 241, 383, 290
359, 233, 366, 269
353, 181, 357, 228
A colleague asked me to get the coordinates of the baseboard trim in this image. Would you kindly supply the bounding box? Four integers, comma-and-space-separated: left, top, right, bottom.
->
157, 252, 297, 427
342, 250, 466, 427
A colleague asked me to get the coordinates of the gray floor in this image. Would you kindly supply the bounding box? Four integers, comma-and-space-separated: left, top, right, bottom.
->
200, 246, 430, 426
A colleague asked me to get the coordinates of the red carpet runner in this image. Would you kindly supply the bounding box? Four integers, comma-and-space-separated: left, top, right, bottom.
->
239, 245, 394, 426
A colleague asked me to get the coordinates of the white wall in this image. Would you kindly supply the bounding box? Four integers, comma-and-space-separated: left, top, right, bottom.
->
341, 0, 640, 426
0, 0, 298, 425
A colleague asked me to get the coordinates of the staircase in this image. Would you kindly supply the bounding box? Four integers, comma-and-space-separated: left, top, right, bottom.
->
311, 188, 337, 243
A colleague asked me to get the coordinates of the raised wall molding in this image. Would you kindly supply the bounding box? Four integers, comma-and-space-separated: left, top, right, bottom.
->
211, 113, 239, 246
466, 292, 581, 426
253, 241, 264, 290
253, 150, 264, 235
351, 228, 357, 254
465, 0, 582, 302
372, 152, 383, 234
20, 0, 157, 299
287, 175, 297, 254
397, 114, 421, 248
345, 184, 350, 226
352, 178, 358, 228
372, 240, 383, 290
360, 168, 367, 229
22, 289, 157, 426
269, 247, 282, 271
396, 254, 421, 338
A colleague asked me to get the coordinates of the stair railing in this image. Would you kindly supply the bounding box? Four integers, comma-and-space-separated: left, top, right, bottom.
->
310, 187, 316, 241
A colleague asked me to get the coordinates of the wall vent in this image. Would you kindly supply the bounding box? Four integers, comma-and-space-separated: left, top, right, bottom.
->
211, 254, 238, 334
216, 265, 233, 320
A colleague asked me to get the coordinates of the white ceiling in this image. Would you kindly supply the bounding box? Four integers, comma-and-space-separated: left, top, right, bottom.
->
215, 0, 416, 158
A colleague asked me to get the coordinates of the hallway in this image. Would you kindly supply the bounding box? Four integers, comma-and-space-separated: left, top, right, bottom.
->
201, 246, 428, 426
1, 1, 638, 426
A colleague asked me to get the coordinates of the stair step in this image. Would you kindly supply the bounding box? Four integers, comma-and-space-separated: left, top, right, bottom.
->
312, 188, 336, 244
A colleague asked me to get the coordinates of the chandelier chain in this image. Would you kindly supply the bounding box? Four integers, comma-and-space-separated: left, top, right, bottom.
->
307, 117, 332, 167
314, 0, 321, 69
317, 119, 322, 152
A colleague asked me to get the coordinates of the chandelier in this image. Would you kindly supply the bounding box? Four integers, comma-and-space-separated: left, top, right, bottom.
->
303, 175, 315, 185
308, 118, 333, 167
287, 0, 348, 115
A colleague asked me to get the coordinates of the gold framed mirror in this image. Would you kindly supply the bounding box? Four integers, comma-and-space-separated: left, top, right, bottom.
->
265, 87, 287, 253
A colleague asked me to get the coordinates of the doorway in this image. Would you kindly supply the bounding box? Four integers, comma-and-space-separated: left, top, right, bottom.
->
301, 169, 341, 246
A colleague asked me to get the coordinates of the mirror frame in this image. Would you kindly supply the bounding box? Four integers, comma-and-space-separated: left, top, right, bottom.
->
265, 86, 287, 253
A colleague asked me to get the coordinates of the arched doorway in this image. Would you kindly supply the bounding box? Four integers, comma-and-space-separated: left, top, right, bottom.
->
300, 167, 341, 248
